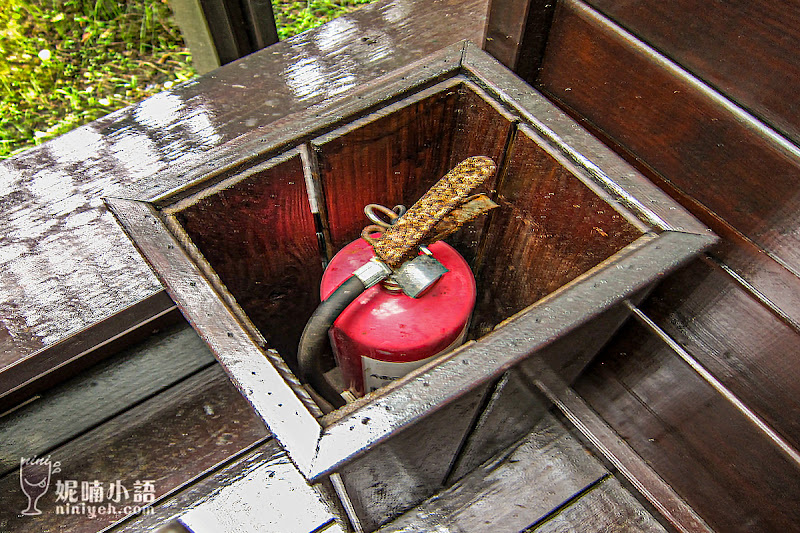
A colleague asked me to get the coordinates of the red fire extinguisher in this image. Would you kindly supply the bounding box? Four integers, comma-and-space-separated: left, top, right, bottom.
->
321, 234, 476, 397
297, 157, 497, 408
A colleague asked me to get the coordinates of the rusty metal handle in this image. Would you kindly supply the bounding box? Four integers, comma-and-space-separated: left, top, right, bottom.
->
372, 156, 497, 268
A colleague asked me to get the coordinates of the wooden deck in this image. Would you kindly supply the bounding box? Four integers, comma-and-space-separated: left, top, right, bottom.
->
2, 0, 800, 531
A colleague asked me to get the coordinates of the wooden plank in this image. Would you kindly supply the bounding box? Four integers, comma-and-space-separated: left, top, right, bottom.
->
484, 0, 557, 82
531, 477, 668, 533
471, 125, 643, 338
376, 413, 609, 533
447, 369, 548, 482
314, 80, 462, 252
639, 258, 800, 453
587, 0, 800, 146
338, 386, 490, 532
176, 446, 340, 533
449, 302, 633, 482
0, 365, 268, 533
0, 322, 216, 477
575, 319, 800, 533
112, 441, 341, 533
538, 0, 800, 278
0, 291, 179, 413
172, 152, 321, 370
0, 0, 489, 394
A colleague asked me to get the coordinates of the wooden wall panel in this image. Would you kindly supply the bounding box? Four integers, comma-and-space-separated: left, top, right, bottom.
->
587, 0, 800, 146
175, 154, 321, 369
538, 0, 800, 280
315, 84, 461, 252
471, 126, 642, 337
446, 82, 516, 265
575, 319, 800, 533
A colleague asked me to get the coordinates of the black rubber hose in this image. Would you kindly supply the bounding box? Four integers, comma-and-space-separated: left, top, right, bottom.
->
298, 275, 366, 409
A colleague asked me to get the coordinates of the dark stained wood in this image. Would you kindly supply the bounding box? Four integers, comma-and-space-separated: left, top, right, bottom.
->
339, 386, 490, 531
538, 0, 800, 279
174, 152, 321, 369
0, 365, 268, 533
314, 80, 461, 252
0, 0, 489, 395
587, 0, 800, 146
471, 125, 643, 338
377, 413, 610, 533
450, 302, 635, 483
518, 356, 713, 533
111, 441, 340, 533
707, 236, 800, 333
446, 82, 516, 265
447, 369, 548, 482
315, 79, 514, 265
575, 319, 800, 533
531, 477, 668, 533
484, 0, 557, 82
0, 322, 215, 477
0, 291, 179, 413
639, 258, 800, 453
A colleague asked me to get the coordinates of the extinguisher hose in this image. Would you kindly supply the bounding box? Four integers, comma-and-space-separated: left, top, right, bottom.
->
298, 275, 365, 408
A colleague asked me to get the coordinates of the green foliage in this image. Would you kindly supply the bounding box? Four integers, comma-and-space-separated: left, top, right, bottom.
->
0, 0, 375, 159
0, 0, 193, 158
273, 1, 375, 40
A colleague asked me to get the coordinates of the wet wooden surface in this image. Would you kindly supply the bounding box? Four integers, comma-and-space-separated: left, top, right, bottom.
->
338, 386, 490, 531
576, 319, 800, 533
531, 476, 668, 533
446, 81, 516, 265
587, 0, 800, 146
0, 0, 489, 398
539, 0, 800, 280
0, 323, 215, 477
523, 2, 800, 531
378, 413, 666, 533
0, 362, 268, 532
315, 80, 461, 252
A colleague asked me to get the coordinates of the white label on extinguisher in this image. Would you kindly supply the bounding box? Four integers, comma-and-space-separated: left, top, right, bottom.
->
362, 327, 468, 394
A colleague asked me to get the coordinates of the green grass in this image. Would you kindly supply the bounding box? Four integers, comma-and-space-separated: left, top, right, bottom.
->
0, 0, 375, 159
273, 1, 375, 40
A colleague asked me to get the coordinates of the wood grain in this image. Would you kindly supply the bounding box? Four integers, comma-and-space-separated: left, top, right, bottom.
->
174, 153, 321, 369
338, 386, 489, 532
576, 319, 800, 533
0, 365, 268, 533
640, 258, 800, 453
471, 125, 643, 338
0, 323, 215, 477
315, 81, 461, 252
446, 82, 516, 266
531, 477, 668, 533
587, 0, 800, 146
538, 0, 800, 279
377, 413, 609, 533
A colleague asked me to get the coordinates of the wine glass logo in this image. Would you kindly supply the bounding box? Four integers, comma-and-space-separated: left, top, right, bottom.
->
19, 457, 52, 516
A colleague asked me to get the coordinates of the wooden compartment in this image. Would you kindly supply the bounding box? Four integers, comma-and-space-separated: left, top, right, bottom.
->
107, 42, 714, 531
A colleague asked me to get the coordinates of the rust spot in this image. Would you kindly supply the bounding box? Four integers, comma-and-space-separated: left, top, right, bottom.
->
373, 156, 497, 267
